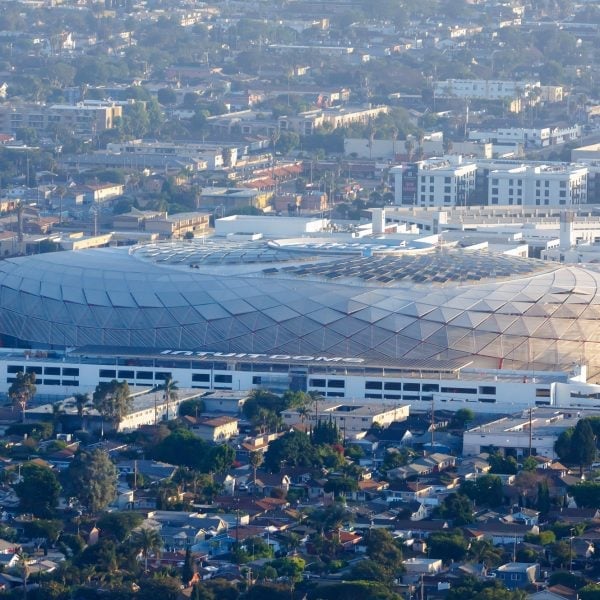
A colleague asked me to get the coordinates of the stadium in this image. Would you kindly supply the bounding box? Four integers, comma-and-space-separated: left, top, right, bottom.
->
1, 238, 600, 411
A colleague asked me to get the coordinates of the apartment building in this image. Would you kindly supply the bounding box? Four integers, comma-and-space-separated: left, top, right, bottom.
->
278, 105, 388, 136
487, 164, 587, 207
434, 79, 539, 101
392, 159, 588, 207
390, 158, 477, 207
0, 101, 122, 135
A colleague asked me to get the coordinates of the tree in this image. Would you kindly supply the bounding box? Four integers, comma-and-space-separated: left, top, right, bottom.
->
452, 408, 475, 428
428, 531, 470, 562
537, 481, 551, 515
21, 519, 62, 545
249, 451, 264, 486
181, 545, 195, 586
179, 398, 204, 418
363, 529, 404, 582
568, 481, 600, 508
579, 584, 600, 600
312, 419, 341, 445
97, 512, 143, 543
74, 393, 89, 430
571, 419, 596, 475
157, 377, 178, 421
66, 449, 118, 514
554, 428, 574, 462
263, 430, 315, 471
15, 463, 61, 518
488, 453, 518, 475
8, 372, 36, 422
551, 540, 575, 570
460, 474, 503, 507
133, 527, 163, 571
93, 380, 131, 432
157, 88, 177, 106
522, 456, 538, 472
435, 493, 474, 525
137, 575, 182, 600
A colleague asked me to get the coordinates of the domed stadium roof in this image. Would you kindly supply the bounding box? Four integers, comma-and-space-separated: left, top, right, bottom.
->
0, 241, 598, 373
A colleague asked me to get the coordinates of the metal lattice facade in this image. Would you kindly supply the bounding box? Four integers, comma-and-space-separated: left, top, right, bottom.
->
0, 243, 599, 373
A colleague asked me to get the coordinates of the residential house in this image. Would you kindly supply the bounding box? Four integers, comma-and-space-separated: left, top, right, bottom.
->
466, 522, 538, 545
548, 508, 600, 524
188, 415, 239, 443
393, 520, 451, 539
250, 472, 290, 497
140, 511, 228, 551
385, 481, 434, 505
510, 509, 541, 527
494, 563, 539, 589
403, 558, 443, 576
115, 460, 177, 483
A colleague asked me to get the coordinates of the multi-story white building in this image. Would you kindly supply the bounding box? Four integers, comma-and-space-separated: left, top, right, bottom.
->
487, 164, 587, 207
392, 159, 588, 207
434, 79, 539, 102
469, 125, 581, 149
0, 101, 122, 135
390, 157, 477, 207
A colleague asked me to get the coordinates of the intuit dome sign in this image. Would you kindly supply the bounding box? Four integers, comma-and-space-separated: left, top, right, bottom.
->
159, 350, 366, 364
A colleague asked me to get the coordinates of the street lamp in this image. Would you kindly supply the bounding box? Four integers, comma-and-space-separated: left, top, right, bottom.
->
569, 528, 574, 573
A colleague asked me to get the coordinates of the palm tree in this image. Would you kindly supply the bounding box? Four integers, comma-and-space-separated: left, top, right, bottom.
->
133, 528, 163, 572
17, 552, 29, 600
51, 401, 64, 434
158, 377, 178, 421
74, 393, 89, 431
249, 451, 264, 488
308, 391, 324, 424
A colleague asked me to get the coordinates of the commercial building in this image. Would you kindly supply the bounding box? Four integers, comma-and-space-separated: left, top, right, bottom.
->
281, 402, 409, 437
462, 408, 600, 459
214, 215, 328, 237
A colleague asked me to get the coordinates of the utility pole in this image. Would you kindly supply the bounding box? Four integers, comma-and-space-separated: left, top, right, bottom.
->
528, 407, 533, 457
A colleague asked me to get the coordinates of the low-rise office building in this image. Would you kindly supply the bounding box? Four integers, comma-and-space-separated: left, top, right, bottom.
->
282, 402, 409, 438
462, 408, 600, 459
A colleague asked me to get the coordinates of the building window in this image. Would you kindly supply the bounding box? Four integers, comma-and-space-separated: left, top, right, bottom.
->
365, 381, 383, 390
328, 379, 345, 388
192, 373, 210, 382
99, 369, 116, 378
309, 378, 326, 387
214, 374, 232, 383
384, 382, 402, 391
